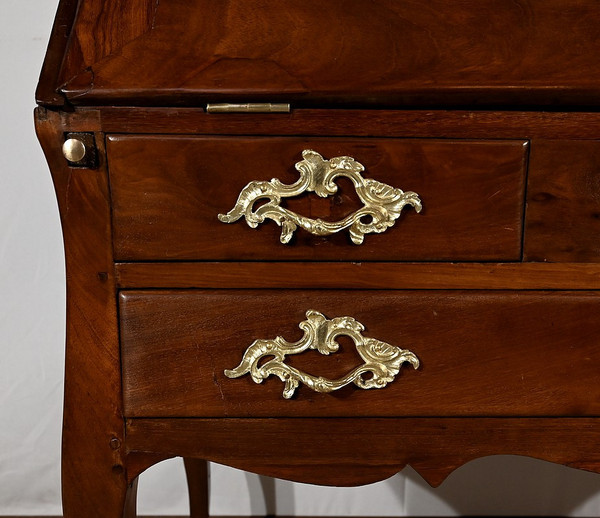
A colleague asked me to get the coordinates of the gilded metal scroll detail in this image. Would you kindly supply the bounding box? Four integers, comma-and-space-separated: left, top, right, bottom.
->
224, 310, 420, 399
218, 150, 422, 244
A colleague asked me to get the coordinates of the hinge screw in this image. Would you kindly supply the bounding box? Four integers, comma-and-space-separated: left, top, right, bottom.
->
61, 132, 98, 168
62, 138, 87, 162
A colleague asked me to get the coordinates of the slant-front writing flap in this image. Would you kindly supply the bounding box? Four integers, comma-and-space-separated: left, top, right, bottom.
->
41, 0, 600, 107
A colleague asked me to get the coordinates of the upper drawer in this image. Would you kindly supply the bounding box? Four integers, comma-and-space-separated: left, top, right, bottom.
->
107, 136, 527, 261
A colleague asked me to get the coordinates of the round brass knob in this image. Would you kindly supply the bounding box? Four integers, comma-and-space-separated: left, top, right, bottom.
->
62, 138, 86, 163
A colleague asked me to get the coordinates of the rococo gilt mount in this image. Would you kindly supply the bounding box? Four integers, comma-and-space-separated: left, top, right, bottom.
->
218, 149, 422, 245
225, 309, 420, 399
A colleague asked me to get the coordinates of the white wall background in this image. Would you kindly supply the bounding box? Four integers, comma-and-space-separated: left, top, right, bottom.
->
3, 1, 600, 515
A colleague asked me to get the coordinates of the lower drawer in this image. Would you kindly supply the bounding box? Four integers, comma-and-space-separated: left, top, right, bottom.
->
120, 290, 600, 417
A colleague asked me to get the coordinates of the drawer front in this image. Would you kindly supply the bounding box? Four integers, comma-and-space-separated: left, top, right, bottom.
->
120, 290, 600, 418
525, 140, 600, 262
107, 136, 527, 261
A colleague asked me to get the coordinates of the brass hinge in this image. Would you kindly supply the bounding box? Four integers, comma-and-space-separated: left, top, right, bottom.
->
206, 103, 291, 113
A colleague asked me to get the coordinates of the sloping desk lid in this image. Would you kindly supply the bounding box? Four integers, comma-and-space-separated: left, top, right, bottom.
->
38, 0, 600, 108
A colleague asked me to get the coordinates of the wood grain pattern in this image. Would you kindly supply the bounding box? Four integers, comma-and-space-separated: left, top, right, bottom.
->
53, 0, 600, 108
35, 0, 79, 106
525, 140, 600, 262
115, 262, 600, 290
107, 136, 527, 261
126, 417, 600, 487
120, 290, 600, 418
35, 108, 130, 517
94, 108, 600, 140
57, 0, 155, 100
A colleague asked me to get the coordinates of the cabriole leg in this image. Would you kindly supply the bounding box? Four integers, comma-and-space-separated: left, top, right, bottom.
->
184, 458, 210, 518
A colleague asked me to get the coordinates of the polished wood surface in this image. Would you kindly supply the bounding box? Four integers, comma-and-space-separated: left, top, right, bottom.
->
120, 289, 600, 418
116, 262, 600, 290
35, 108, 131, 517
107, 136, 527, 261
58, 0, 154, 100
526, 140, 600, 262
42, 0, 600, 108
71, 108, 600, 140
126, 417, 600, 488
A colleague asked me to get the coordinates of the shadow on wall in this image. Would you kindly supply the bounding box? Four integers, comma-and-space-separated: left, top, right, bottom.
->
137, 455, 600, 515
244, 456, 600, 516
402, 455, 600, 516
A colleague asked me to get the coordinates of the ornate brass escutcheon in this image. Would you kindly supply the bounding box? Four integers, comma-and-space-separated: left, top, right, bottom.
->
224, 310, 420, 399
218, 150, 422, 244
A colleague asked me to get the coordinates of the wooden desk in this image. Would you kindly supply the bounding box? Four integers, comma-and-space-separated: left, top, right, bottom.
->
36, 1, 600, 516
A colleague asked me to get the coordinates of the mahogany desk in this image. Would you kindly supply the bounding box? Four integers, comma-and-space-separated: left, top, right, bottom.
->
36, 1, 600, 516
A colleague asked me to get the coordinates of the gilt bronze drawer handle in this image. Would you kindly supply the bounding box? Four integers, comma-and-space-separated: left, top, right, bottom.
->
218, 150, 422, 244
224, 310, 420, 399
